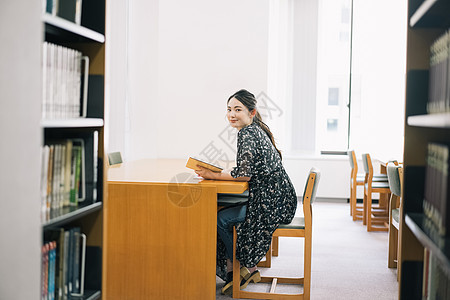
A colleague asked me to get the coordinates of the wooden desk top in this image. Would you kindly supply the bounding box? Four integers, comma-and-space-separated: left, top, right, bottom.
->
108, 158, 248, 194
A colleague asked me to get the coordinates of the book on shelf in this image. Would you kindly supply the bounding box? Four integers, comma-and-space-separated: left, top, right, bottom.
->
42, 243, 49, 300
422, 248, 450, 299
423, 142, 450, 235
186, 156, 223, 173
44, 0, 83, 25
57, 0, 83, 25
427, 29, 450, 114
41, 135, 101, 212
42, 42, 88, 120
44, 227, 87, 299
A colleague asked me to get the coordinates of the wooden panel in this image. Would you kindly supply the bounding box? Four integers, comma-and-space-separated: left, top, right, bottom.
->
104, 182, 217, 300
76, 209, 103, 247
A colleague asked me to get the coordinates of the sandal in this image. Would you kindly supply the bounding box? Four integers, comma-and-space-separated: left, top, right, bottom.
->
239, 270, 261, 290
221, 267, 251, 295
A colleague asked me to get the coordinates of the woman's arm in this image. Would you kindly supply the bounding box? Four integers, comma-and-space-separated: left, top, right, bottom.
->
195, 166, 250, 182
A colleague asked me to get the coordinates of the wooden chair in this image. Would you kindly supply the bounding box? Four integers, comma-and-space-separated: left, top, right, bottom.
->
231, 168, 320, 299
108, 151, 123, 165
348, 150, 366, 220
362, 153, 391, 232
386, 163, 403, 280
217, 191, 275, 268
348, 150, 388, 221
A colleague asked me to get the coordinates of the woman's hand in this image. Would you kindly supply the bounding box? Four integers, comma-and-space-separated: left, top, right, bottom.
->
194, 166, 250, 182
194, 166, 218, 180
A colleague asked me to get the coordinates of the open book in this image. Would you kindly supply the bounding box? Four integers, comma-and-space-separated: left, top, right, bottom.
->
185, 157, 223, 173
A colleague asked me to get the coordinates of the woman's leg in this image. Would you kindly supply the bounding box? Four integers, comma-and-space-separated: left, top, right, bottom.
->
217, 204, 247, 265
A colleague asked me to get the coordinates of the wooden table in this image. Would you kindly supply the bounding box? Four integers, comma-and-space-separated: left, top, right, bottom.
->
103, 159, 248, 300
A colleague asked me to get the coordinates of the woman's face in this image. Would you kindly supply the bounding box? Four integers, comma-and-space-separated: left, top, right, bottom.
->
227, 97, 254, 130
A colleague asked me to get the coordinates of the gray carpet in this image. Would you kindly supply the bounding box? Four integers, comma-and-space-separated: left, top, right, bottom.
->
216, 201, 398, 299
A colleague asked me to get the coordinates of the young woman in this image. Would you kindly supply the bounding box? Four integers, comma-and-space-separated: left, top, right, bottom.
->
195, 89, 297, 295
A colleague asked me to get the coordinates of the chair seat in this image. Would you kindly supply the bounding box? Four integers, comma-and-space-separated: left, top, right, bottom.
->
217, 196, 248, 206
373, 174, 388, 182
278, 217, 305, 229
357, 174, 387, 183
218, 190, 249, 197
217, 191, 249, 206
365, 181, 390, 189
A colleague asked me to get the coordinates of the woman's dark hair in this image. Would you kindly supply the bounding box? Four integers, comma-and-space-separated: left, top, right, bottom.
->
228, 89, 282, 160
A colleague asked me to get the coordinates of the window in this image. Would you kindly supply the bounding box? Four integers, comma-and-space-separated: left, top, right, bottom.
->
268, 0, 406, 158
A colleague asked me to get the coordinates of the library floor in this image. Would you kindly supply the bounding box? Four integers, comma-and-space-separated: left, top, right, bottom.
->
216, 201, 398, 300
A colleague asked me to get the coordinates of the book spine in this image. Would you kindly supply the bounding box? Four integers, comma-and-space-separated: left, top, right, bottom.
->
63, 231, 69, 298
41, 244, 49, 300
74, 146, 82, 205
64, 140, 72, 207
422, 247, 430, 299
72, 228, 81, 294
49, 241, 56, 300
47, 145, 54, 212
41, 145, 50, 215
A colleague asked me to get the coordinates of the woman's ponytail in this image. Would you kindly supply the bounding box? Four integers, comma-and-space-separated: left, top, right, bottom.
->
253, 111, 282, 160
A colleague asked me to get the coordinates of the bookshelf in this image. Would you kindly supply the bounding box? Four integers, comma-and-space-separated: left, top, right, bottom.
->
40, 0, 106, 299
400, 0, 450, 299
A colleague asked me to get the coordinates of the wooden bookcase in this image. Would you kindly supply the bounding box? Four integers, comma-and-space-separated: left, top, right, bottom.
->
399, 0, 450, 299
41, 1, 106, 299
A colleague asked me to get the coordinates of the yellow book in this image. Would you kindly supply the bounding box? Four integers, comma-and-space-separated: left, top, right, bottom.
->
185, 157, 223, 173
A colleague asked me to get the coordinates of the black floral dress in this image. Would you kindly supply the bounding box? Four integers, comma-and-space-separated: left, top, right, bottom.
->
216, 122, 297, 280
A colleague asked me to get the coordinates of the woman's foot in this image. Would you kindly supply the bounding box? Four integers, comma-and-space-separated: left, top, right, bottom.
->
220, 267, 251, 295
239, 269, 261, 290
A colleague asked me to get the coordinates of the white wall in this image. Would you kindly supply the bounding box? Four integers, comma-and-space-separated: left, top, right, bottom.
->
283, 155, 385, 199
108, 0, 270, 161
0, 0, 42, 297
156, 0, 270, 159
284, 156, 349, 199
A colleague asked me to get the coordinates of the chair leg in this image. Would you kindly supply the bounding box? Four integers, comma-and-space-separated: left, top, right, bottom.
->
388, 225, 398, 268
363, 191, 368, 225
350, 182, 353, 216
232, 228, 241, 298
272, 236, 279, 257
367, 191, 372, 230
351, 186, 358, 221
303, 231, 312, 300
367, 192, 389, 232
350, 184, 354, 217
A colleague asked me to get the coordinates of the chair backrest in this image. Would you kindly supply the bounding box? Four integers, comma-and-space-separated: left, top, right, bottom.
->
108, 152, 123, 165
361, 153, 370, 175
347, 150, 356, 170
302, 167, 321, 205
387, 163, 402, 197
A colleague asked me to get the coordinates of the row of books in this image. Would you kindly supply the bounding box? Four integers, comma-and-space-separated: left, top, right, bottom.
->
40, 140, 85, 213
42, 227, 86, 300
42, 42, 88, 120
422, 247, 450, 299
428, 30, 450, 114
44, 0, 83, 25
423, 142, 450, 235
